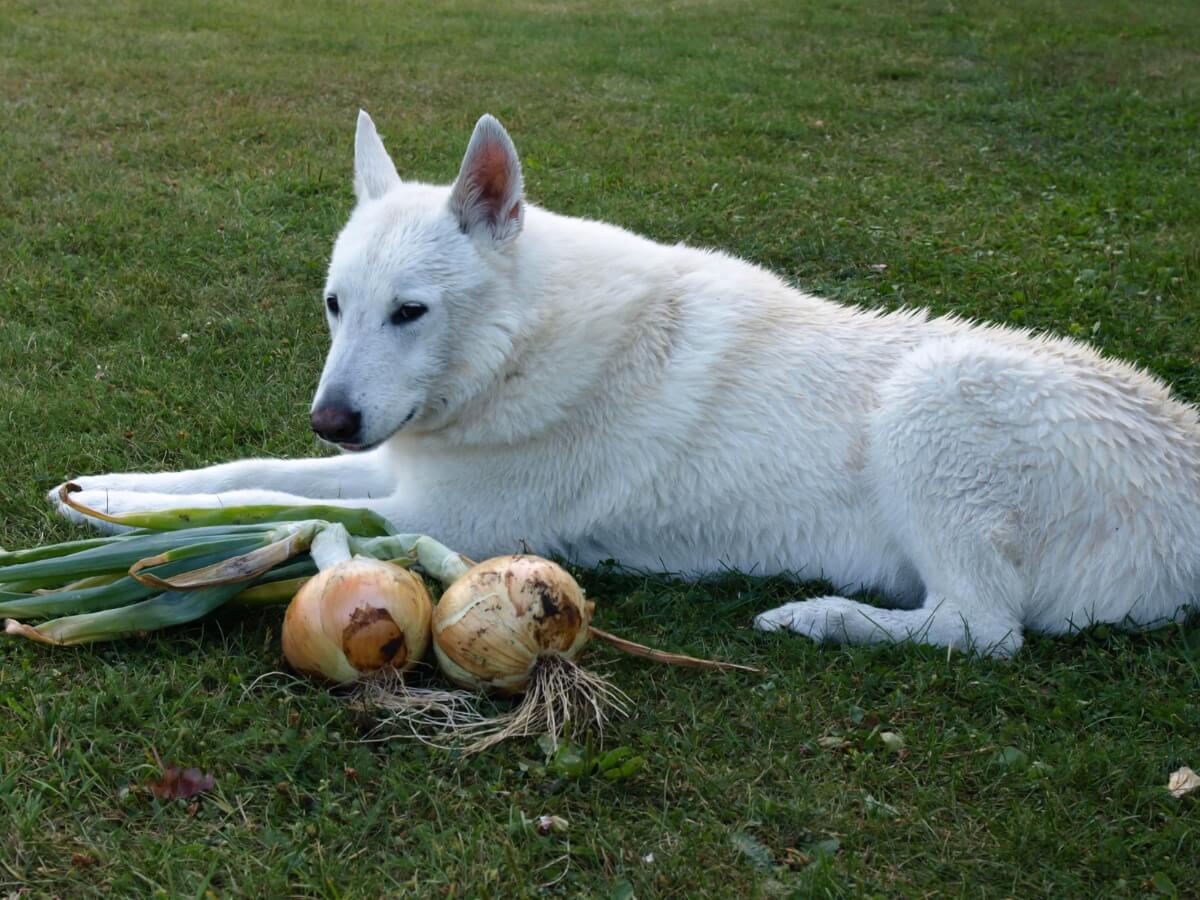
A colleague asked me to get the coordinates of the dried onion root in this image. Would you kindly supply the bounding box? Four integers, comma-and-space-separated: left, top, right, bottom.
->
352, 670, 491, 745
443, 656, 631, 754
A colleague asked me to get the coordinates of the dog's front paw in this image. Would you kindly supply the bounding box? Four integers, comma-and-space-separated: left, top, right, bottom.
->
49, 488, 212, 534
48, 476, 128, 517
755, 601, 819, 640
48, 477, 93, 509
754, 597, 853, 643
49, 485, 141, 534
50, 471, 167, 498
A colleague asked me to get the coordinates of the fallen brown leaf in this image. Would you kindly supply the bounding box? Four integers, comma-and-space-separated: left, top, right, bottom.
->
817, 735, 851, 751
782, 847, 811, 867
148, 764, 215, 801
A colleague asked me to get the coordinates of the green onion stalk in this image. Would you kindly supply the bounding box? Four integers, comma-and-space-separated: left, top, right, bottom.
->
0, 487, 381, 645
0, 486, 474, 647
1, 519, 324, 645
51, 482, 393, 536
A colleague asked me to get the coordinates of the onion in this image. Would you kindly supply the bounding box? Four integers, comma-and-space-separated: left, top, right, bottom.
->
282, 556, 432, 685
431, 555, 595, 693
423, 555, 622, 751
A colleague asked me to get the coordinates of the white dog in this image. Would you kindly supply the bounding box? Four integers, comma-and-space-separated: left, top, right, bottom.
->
54, 111, 1200, 657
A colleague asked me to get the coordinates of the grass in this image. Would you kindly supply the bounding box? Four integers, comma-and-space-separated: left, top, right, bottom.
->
1, 0, 1199, 895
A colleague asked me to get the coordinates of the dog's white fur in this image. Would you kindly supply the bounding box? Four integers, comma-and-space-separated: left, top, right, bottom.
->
54, 112, 1200, 657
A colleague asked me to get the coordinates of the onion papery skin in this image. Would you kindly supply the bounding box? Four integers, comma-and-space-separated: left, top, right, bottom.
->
282, 558, 433, 685
432, 555, 594, 694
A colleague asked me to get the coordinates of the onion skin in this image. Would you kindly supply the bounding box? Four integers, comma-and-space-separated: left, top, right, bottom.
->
282, 558, 432, 685
432, 555, 594, 694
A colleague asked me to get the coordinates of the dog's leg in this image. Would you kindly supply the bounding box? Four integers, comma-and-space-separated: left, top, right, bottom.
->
754, 511, 1027, 657
754, 593, 1024, 658
758, 337, 1042, 658
54, 447, 392, 501
755, 487, 1028, 657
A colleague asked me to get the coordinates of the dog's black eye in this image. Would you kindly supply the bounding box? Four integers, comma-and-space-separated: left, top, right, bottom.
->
390, 302, 427, 326
325, 295, 340, 317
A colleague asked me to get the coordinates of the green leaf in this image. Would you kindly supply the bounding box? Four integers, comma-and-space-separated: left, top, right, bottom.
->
991, 747, 1029, 770
809, 837, 840, 859
536, 734, 558, 759
551, 743, 590, 780
1151, 871, 1177, 896
600, 755, 645, 782
730, 831, 774, 871
0, 530, 268, 589
7, 583, 245, 645
81, 502, 393, 536
596, 746, 636, 772
864, 793, 900, 817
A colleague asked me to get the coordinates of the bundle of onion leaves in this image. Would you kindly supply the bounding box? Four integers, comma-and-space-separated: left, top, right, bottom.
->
1, 485, 393, 645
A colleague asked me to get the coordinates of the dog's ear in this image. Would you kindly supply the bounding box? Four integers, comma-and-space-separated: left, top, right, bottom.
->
448, 114, 523, 243
354, 110, 401, 203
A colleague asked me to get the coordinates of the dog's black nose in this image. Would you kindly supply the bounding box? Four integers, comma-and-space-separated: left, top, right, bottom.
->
310, 405, 362, 444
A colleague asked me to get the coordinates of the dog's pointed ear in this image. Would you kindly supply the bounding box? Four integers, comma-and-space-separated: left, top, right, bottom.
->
448, 114, 523, 243
354, 110, 400, 203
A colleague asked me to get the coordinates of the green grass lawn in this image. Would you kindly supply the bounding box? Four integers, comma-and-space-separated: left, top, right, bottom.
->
2, 0, 1199, 895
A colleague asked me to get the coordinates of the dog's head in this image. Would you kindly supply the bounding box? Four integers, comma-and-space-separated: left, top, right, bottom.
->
311, 111, 526, 450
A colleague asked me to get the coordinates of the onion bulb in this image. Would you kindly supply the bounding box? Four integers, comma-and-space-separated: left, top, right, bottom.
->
432, 555, 594, 694
282, 557, 432, 684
